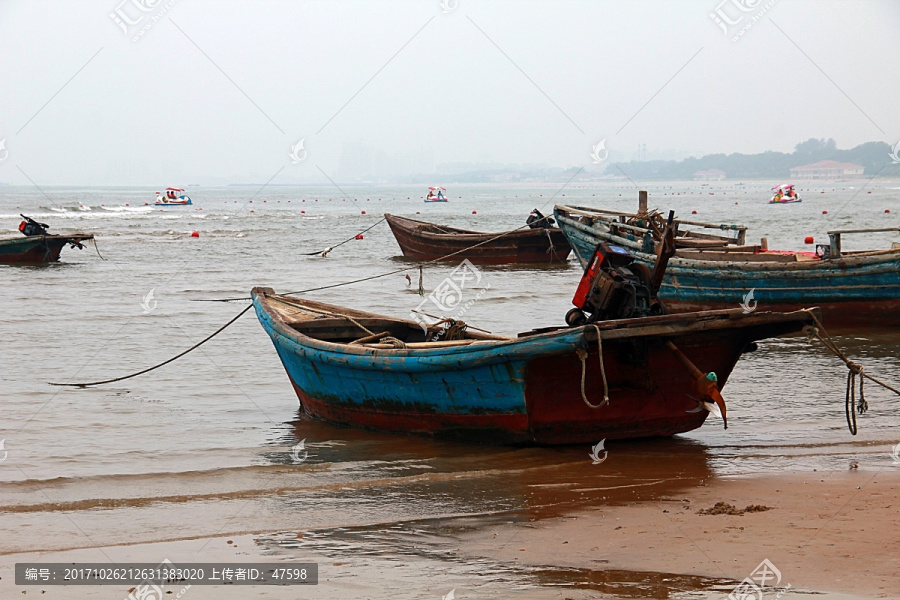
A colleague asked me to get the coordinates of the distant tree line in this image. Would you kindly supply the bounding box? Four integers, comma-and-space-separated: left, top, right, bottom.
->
606, 139, 900, 180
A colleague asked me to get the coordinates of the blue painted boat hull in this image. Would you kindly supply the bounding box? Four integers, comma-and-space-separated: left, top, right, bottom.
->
252, 288, 817, 444
555, 208, 900, 326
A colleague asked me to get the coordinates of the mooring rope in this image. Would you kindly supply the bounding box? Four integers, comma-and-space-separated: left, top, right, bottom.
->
300, 217, 386, 257
51, 304, 254, 387
577, 324, 609, 409
801, 309, 900, 435
53, 214, 559, 387
87, 237, 107, 261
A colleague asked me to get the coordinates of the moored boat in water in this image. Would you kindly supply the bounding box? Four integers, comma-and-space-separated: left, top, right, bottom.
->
155, 187, 192, 206
252, 287, 818, 444
769, 183, 802, 204
0, 215, 94, 265
385, 212, 572, 264
554, 198, 900, 326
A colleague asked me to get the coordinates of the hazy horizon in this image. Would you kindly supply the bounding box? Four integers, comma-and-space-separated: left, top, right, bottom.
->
1, 0, 898, 186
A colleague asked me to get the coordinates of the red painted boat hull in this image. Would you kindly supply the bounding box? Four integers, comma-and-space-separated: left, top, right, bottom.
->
385, 213, 571, 264
254, 290, 817, 445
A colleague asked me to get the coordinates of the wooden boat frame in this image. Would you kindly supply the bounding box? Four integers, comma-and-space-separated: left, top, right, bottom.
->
554, 203, 900, 325
253, 286, 819, 444
0, 234, 95, 265
384, 213, 572, 264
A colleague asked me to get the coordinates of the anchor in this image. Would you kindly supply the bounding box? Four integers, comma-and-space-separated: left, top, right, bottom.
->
665, 340, 728, 429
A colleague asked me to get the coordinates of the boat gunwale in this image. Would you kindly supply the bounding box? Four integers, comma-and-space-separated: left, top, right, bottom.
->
555, 210, 900, 271
385, 213, 565, 242
251, 287, 819, 364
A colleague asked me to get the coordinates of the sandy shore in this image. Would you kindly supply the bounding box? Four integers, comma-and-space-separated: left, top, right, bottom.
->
460, 470, 899, 599
2, 468, 896, 599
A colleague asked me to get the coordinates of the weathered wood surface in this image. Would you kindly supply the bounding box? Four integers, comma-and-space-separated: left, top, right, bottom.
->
554, 205, 900, 326
384, 213, 572, 264
251, 287, 816, 444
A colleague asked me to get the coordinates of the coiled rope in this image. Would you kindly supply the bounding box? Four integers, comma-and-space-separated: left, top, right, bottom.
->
53, 214, 560, 387
801, 309, 900, 435
577, 324, 609, 409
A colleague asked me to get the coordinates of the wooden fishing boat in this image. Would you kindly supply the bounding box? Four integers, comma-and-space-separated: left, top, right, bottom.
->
1, 216, 94, 265
554, 201, 900, 326
0, 234, 94, 265
385, 213, 572, 264
252, 287, 818, 444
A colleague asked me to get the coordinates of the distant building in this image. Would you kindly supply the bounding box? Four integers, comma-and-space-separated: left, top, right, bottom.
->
790, 160, 864, 180
693, 169, 725, 181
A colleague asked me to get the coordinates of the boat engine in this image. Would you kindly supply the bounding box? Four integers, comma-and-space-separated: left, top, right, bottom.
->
18, 214, 49, 237
566, 243, 659, 326
566, 210, 676, 327
526, 208, 554, 229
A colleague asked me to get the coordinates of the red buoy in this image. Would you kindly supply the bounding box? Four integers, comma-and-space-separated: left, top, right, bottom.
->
355, 234, 364, 240
301, 210, 305, 214
361, 210, 366, 214
804, 236, 814, 244
191, 231, 199, 237
691, 210, 698, 214
822, 210, 828, 214
472, 210, 477, 214
886, 209, 891, 213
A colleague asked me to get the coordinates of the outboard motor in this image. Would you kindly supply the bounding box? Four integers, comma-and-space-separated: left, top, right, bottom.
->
566, 243, 657, 325
526, 208, 554, 229
566, 210, 676, 326
18, 214, 50, 237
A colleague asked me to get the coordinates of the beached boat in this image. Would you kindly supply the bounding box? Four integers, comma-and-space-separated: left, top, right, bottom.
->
155, 187, 192, 206
0, 215, 94, 265
385, 213, 572, 264
252, 287, 818, 444
554, 202, 900, 326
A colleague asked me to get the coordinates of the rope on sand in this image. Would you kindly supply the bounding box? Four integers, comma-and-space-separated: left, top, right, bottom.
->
802, 309, 900, 435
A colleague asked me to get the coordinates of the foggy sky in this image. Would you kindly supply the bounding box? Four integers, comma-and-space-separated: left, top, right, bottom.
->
1, 0, 898, 185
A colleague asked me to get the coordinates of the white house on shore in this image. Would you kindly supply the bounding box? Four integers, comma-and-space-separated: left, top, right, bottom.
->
789, 160, 864, 180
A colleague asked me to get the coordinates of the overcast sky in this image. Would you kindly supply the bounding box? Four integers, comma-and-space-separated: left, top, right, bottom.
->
1, 0, 898, 185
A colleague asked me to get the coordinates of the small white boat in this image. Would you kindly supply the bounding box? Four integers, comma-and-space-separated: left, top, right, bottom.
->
155, 187, 192, 206
769, 184, 801, 204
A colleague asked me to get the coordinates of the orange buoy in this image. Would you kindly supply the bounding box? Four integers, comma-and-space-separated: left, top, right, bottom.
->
191, 231, 199, 237
804, 236, 814, 244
